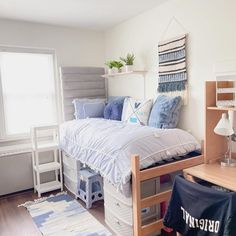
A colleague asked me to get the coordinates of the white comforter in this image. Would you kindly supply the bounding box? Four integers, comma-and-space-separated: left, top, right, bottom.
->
60, 118, 200, 193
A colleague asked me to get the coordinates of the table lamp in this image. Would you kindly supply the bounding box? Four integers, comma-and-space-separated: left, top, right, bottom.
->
214, 113, 236, 167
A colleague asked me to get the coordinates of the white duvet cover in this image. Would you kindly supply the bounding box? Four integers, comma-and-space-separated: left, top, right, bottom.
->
60, 118, 200, 194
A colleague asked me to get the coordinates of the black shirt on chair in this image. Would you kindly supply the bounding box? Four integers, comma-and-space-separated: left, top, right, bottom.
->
163, 175, 236, 236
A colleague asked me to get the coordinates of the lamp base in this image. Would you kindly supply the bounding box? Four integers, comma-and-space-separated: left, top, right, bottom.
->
221, 159, 236, 167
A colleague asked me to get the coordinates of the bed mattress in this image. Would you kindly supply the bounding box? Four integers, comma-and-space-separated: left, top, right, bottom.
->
60, 118, 200, 194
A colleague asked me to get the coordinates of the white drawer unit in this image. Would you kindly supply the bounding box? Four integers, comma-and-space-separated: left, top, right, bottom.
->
63, 163, 79, 182
64, 173, 78, 196
62, 151, 81, 198
104, 191, 133, 225
104, 178, 161, 234
62, 152, 80, 170
104, 180, 132, 206
105, 206, 133, 236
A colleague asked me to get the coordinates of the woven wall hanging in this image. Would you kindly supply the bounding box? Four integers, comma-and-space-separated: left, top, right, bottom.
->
158, 34, 187, 98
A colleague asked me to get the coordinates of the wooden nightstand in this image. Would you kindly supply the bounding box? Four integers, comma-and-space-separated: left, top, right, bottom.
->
184, 163, 236, 191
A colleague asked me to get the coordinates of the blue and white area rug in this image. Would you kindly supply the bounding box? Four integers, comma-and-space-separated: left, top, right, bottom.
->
19, 192, 111, 236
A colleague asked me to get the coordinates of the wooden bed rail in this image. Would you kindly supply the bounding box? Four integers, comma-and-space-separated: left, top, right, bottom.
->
131, 154, 204, 236
140, 155, 204, 181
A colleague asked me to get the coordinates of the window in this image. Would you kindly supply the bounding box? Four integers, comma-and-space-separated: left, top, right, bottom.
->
0, 48, 58, 139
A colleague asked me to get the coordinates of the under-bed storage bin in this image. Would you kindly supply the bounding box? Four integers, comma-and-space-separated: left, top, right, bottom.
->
62, 151, 81, 197
64, 173, 78, 195
141, 179, 161, 222
104, 190, 133, 225
62, 152, 80, 170
105, 206, 133, 236
104, 180, 132, 205
63, 163, 79, 182
104, 178, 161, 235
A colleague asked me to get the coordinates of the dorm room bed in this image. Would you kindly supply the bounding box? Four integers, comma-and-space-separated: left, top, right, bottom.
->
60, 118, 201, 195
59, 66, 204, 236
60, 118, 203, 236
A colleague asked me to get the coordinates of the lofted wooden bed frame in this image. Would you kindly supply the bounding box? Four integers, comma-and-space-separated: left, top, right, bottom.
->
131, 153, 204, 236
59, 66, 205, 236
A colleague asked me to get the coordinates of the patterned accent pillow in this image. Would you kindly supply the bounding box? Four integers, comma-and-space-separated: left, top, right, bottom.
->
122, 98, 153, 125
72, 98, 105, 119
148, 95, 182, 128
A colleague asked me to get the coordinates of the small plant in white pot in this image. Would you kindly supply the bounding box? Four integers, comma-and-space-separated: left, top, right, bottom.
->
112, 61, 124, 73
105, 61, 115, 74
120, 53, 135, 72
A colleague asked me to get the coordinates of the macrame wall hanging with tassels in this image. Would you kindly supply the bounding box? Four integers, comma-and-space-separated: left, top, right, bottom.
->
158, 34, 188, 100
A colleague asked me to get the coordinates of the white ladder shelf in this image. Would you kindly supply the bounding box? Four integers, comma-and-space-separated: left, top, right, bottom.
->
31, 125, 63, 197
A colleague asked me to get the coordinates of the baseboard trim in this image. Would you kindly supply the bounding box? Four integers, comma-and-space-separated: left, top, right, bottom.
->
0, 188, 34, 199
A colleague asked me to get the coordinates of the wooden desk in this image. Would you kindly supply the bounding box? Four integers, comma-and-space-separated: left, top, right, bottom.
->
184, 163, 236, 191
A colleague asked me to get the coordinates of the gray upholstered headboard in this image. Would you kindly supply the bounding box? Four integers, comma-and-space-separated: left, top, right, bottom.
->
60, 67, 106, 121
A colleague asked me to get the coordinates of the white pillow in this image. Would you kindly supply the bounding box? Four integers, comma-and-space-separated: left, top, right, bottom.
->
122, 98, 153, 125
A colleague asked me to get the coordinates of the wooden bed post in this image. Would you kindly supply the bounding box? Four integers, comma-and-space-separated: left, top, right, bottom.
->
132, 155, 142, 236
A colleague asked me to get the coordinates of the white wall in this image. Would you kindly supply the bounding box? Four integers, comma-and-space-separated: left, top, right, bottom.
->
1, 0, 236, 194
0, 19, 105, 195
105, 0, 236, 140
0, 19, 105, 67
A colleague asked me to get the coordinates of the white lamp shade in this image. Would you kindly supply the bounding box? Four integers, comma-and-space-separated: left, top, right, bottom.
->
214, 113, 234, 136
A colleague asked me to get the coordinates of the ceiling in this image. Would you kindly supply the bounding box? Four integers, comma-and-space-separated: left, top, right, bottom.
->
0, 0, 166, 31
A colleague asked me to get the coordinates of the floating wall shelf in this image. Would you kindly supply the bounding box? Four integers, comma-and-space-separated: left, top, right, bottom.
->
101, 70, 147, 78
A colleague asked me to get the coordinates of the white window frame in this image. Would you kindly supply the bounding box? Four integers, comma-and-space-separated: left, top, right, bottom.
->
0, 45, 62, 142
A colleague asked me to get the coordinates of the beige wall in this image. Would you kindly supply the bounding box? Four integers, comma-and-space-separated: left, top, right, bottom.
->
105, 0, 236, 140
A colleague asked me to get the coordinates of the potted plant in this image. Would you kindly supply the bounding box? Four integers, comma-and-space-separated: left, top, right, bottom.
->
120, 53, 135, 72
112, 60, 124, 73
105, 61, 115, 74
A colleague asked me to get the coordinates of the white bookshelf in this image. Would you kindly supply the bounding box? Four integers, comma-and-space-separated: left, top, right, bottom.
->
31, 125, 63, 197
35, 181, 62, 194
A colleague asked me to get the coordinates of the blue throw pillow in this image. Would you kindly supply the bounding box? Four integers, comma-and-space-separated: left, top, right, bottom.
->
108, 96, 127, 103
104, 96, 126, 120
148, 95, 182, 128
72, 98, 105, 119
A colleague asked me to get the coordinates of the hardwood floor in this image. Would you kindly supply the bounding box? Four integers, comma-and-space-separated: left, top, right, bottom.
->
0, 190, 175, 236
0, 190, 41, 236
0, 190, 105, 236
